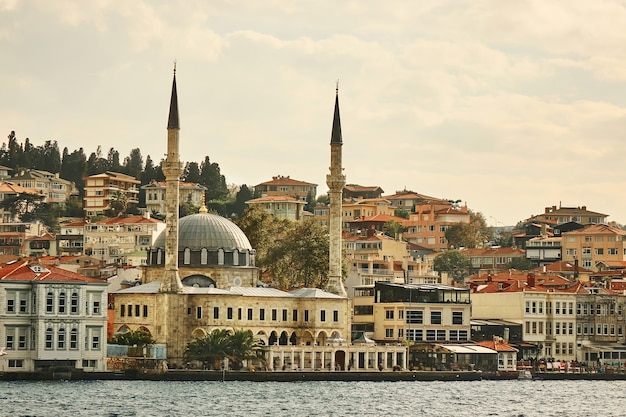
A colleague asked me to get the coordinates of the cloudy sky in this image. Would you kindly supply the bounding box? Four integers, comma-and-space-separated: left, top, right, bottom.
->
2, 1, 626, 226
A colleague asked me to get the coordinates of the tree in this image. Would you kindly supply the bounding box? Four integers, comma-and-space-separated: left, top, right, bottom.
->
182, 161, 201, 183
394, 208, 410, 219
123, 148, 143, 180
24, 202, 62, 233
0, 193, 44, 220
493, 229, 514, 247
265, 217, 330, 290
60, 148, 87, 197
228, 329, 264, 370
232, 184, 253, 219
235, 206, 290, 269
444, 211, 491, 249
185, 329, 232, 370
316, 194, 330, 205
199, 156, 229, 201
106, 191, 130, 217
383, 219, 404, 239
433, 250, 471, 284
61, 196, 84, 217
507, 257, 534, 271
304, 190, 317, 213
109, 329, 155, 347
107, 147, 122, 172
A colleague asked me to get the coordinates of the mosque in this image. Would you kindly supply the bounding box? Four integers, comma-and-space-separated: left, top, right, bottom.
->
111, 70, 407, 371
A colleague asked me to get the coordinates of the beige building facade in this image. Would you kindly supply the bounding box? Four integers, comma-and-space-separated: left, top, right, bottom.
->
83, 171, 140, 217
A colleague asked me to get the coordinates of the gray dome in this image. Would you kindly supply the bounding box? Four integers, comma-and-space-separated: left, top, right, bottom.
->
153, 213, 252, 250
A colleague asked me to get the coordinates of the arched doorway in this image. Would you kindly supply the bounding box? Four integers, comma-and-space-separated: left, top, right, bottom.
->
269, 331, 278, 346
335, 350, 346, 371
279, 331, 289, 345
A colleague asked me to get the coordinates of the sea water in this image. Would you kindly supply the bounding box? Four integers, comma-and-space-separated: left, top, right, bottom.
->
0, 379, 622, 416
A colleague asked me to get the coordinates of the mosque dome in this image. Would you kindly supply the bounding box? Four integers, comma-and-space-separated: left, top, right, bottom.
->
153, 212, 252, 251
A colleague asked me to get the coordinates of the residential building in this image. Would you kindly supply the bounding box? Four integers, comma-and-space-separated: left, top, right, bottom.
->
245, 195, 307, 221
343, 185, 384, 200
57, 220, 86, 256
0, 222, 32, 256
400, 197, 470, 252
255, 175, 317, 202
373, 281, 471, 346
462, 247, 526, 273
561, 224, 626, 271
342, 198, 396, 223
141, 179, 206, 215
345, 213, 407, 236
0, 165, 11, 180
0, 261, 108, 372
11, 169, 77, 203
25, 232, 57, 257
84, 214, 165, 264
0, 181, 39, 223
471, 273, 590, 362
529, 205, 608, 225
83, 171, 140, 217
525, 235, 562, 265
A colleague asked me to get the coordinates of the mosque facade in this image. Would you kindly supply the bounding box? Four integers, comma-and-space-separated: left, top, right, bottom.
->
111, 71, 406, 371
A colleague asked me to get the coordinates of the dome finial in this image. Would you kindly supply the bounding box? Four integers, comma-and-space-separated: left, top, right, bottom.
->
199, 191, 208, 213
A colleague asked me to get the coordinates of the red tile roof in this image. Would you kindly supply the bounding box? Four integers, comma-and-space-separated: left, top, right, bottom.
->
475, 340, 518, 352
0, 261, 104, 283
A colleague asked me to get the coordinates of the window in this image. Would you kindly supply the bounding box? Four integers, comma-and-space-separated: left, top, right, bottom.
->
385, 309, 394, 320
46, 292, 54, 313
248, 308, 253, 320
70, 329, 78, 349
555, 302, 560, 314
333, 310, 339, 322
292, 309, 298, 322
228, 307, 233, 320
385, 328, 394, 338
71, 293, 79, 314
18, 329, 26, 349
8, 359, 23, 368
58, 292, 66, 314
143, 305, 148, 317
304, 310, 309, 322
321, 310, 326, 322
271, 309, 277, 321
609, 248, 619, 255
436, 330, 446, 341
45, 328, 53, 349
282, 309, 288, 321
7, 298, 14, 313
128, 304, 133, 317
92, 335, 100, 350
6, 329, 14, 350
452, 311, 463, 325
595, 248, 604, 255
58, 328, 65, 349
426, 330, 436, 341
354, 306, 373, 315
406, 310, 423, 324
238, 308, 243, 320
260, 308, 266, 321
430, 311, 442, 325
212, 306, 218, 319
406, 329, 423, 341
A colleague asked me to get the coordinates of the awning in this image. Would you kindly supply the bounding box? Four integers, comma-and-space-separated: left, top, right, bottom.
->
438, 344, 498, 354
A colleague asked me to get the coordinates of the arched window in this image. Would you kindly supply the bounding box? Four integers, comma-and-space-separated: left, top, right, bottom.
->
233, 249, 239, 266
201, 248, 208, 264
244, 250, 249, 266
71, 292, 79, 314
46, 292, 54, 313
218, 249, 224, 265
58, 292, 66, 314
184, 248, 191, 265
45, 328, 53, 349
58, 328, 65, 349
70, 328, 78, 349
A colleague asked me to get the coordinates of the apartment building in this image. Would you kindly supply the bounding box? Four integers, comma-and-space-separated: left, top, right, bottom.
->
530, 205, 608, 225
254, 175, 317, 202
402, 204, 470, 252
11, 169, 76, 203
561, 224, 626, 271
471, 273, 606, 362
0, 261, 108, 372
462, 247, 526, 273
246, 195, 307, 221
141, 179, 206, 215
83, 214, 165, 264
57, 220, 86, 256
0, 181, 39, 222
83, 171, 140, 217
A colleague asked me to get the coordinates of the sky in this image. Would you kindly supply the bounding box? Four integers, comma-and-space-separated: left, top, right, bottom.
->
2, 1, 626, 226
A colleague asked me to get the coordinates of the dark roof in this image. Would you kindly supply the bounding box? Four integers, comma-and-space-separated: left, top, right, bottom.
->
331, 88, 342, 144
167, 73, 179, 130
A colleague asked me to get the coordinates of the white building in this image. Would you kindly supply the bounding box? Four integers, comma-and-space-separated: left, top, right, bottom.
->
0, 261, 108, 372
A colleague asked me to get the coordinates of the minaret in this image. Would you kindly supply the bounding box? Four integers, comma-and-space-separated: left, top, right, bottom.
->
160, 65, 184, 293
326, 84, 347, 297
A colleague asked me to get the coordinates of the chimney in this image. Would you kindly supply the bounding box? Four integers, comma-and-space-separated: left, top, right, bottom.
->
574, 259, 579, 279
527, 273, 535, 287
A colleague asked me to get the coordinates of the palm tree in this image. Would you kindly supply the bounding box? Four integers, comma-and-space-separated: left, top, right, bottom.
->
185, 329, 231, 370
228, 329, 264, 370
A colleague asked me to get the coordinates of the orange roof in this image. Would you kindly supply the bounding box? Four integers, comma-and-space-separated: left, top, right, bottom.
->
461, 247, 525, 256
475, 340, 518, 353
564, 223, 626, 236
347, 214, 406, 223
531, 260, 593, 274
0, 181, 40, 195
91, 215, 162, 225
246, 195, 303, 203
0, 261, 104, 283
256, 176, 316, 186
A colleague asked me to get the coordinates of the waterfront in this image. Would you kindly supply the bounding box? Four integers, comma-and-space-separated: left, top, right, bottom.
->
1, 379, 624, 416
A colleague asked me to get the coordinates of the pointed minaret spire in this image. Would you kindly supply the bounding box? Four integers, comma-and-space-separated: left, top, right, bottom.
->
326, 84, 347, 297
160, 66, 183, 293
